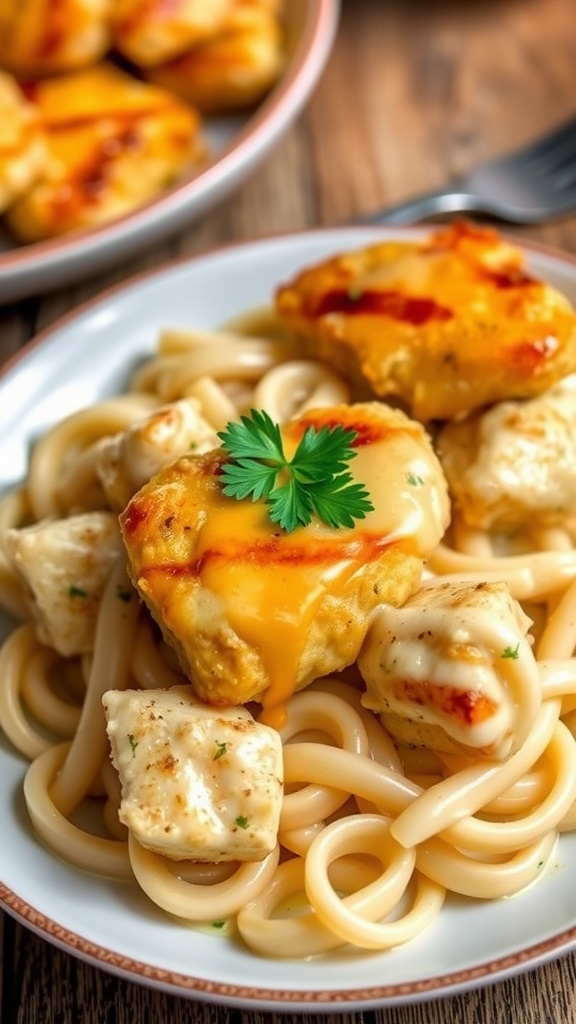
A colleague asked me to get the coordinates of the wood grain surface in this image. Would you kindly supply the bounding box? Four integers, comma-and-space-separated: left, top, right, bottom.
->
3, 0, 576, 1021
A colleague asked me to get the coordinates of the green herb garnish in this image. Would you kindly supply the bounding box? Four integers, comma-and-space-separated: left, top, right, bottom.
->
501, 643, 520, 660
217, 409, 373, 533
68, 584, 88, 598
213, 740, 228, 761
127, 734, 138, 757
235, 815, 250, 830
406, 472, 424, 487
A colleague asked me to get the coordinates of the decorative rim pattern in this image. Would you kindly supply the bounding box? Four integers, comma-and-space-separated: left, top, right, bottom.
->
2, 880, 576, 1008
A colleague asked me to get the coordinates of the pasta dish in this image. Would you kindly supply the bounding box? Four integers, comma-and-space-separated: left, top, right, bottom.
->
2, 220, 576, 961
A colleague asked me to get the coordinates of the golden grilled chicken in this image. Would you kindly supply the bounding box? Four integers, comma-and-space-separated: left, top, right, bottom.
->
0, 71, 46, 214
146, 1, 284, 114
275, 222, 576, 422
111, 0, 234, 68
359, 579, 540, 761
0, 0, 112, 77
5, 63, 205, 243
119, 402, 450, 723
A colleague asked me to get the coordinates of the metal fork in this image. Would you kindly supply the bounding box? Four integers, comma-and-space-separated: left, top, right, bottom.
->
364, 115, 576, 225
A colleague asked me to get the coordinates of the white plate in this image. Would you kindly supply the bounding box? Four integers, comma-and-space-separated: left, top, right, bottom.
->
0, 0, 339, 305
2, 227, 576, 1011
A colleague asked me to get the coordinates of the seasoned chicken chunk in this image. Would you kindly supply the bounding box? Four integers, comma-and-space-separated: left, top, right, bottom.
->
146, 1, 284, 114
359, 579, 539, 760
112, 0, 233, 67
119, 402, 450, 720
0, 0, 112, 76
96, 398, 220, 511
5, 63, 205, 243
103, 685, 283, 861
275, 221, 576, 422
437, 378, 576, 532
5, 511, 122, 656
0, 71, 46, 214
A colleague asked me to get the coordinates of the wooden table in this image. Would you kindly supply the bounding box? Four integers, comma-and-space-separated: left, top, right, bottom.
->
3, 0, 576, 1020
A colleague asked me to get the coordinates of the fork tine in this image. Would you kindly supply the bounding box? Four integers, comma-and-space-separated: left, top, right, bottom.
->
542, 148, 576, 176
511, 116, 576, 165
546, 165, 576, 191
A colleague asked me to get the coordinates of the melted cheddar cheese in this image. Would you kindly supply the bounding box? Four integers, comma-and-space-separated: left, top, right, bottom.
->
120, 402, 450, 723
275, 221, 576, 422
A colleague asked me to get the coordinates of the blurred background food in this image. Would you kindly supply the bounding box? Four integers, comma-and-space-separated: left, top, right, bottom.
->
0, 0, 285, 243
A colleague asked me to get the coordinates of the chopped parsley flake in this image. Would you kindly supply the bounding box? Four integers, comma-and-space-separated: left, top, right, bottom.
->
235, 815, 250, 830
128, 733, 139, 756
68, 584, 88, 598
406, 472, 424, 487
501, 643, 520, 660
213, 740, 228, 760
212, 920, 226, 929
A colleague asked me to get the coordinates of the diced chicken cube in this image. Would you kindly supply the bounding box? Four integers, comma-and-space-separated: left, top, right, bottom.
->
96, 398, 219, 510
5, 511, 122, 655
102, 685, 283, 861
359, 579, 540, 759
437, 379, 576, 531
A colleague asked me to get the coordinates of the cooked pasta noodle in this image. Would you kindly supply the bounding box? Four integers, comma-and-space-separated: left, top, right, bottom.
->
2, 301, 576, 964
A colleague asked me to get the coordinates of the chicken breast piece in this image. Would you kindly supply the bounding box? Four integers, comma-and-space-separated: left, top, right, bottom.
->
5, 511, 123, 656
5, 63, 205, 243
0, 0, 112, 76
119, 402, 450, 721
275, 221, 576, 422
112, 0, 233, 67
437, 378, 576, 532
146, 2, 284, 114
103, 685, 283, 861
0, 71, 46, 215
96, 398, 220, 511
359, 579, 540, 760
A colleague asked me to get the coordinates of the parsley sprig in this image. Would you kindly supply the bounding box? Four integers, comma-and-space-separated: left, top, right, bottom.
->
217, 409, 374, 533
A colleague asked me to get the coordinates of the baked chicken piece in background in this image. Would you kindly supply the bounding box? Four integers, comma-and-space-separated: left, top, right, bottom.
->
5, 62, 205, 243
146, 0, 285, 114
275, 221, 576, 422
359, 579, 540, 761
0, 0, 112, 77
437, 376, 576, 532
111, 0, 234, 67
0, 71, 46, 214
119, 401, 450, 718
0, 0, 285, 243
